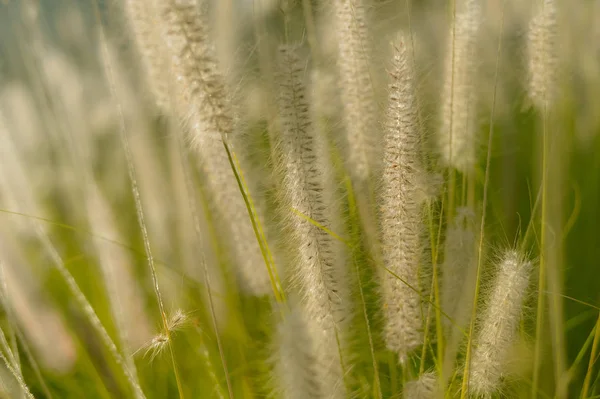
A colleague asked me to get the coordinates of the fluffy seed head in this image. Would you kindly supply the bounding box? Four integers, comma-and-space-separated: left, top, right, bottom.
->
274, 305, 321, 399
276, 45, 349, 399
138, 309, 190, 361
334, 0, 377, 182
469, 251, 532, 397
379, 33, 425, 360
123, 0, 171, 112
157, 0, 271, 295
527, 0, 558, 109
158, 0, 233, 146
167, 309, 191, 332
438, 0, 482, 172
403, 372, 440, 399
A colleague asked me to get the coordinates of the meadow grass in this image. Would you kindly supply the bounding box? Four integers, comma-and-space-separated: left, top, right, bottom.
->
0, 0, 599, 398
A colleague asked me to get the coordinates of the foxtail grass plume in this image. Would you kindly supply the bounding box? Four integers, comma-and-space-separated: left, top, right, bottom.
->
379, 34, 425, 361
403, 372, 440, 399
469, 251, 532, 397
334, 0, 377, 182
274, 304, 320, 399
123, 0, 171, 112
158, 0, 232, 149
157, 0, 272, 295
438, 0, 482, 173
527, 0, 558, 109
276, 45, 350, 399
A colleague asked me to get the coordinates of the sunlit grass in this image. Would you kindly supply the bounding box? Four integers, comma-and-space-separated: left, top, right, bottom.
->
0, 0, 598, 398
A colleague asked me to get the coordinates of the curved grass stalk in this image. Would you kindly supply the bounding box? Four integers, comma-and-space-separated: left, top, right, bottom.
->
91, 3, 181, 396
582, 313, 600, 397
0, 350, 34, 399
421, 201, 445, 385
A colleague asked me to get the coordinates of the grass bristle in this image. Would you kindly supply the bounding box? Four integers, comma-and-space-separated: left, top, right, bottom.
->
0, 0, 595, 397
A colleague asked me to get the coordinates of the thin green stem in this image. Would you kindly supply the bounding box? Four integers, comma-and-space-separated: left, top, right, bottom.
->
223, 142, 286, 304
343, 156, 382, 398
175, 131, 233, 398
532, 102, 549, 399
91, 4, 180, 396
582, 312, 600, 398
433, 202, 445, 380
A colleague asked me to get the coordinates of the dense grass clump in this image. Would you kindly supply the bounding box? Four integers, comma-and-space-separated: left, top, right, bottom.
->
0, 0, 599, 398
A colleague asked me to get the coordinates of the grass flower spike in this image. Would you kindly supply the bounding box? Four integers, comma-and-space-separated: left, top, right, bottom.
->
0, 0, 597, 397
138, 309, 190, 361
438, 0, 482, 172
469, 251, 532, 396
527, 0, 558, 109
274, 304, 320, 399
334, 0, 376, 182
403, 372, 439, 399
157, 0, 272, 295
275, 45, 350, 399
123, 0, 170, 111
380, 34, 425, 361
